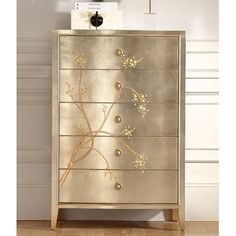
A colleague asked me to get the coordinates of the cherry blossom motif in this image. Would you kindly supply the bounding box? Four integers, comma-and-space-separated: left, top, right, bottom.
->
72, 123, 83, 130
133, 153, 148, 172
121, 126, 135, 139
60, 49, 150, 189
65, 82, 74, 96
131, 91, 149, 118
72, 52, 87, 68
121, 54, 143, 69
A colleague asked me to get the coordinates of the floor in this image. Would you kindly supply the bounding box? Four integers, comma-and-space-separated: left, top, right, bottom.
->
17, 221, 218, 236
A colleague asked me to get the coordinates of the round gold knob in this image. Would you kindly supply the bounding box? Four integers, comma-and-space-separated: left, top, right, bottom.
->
114, 182, 121, 190
115, 48, 123, 57
114, 82, 123, 90
114, 149, 122, 157
114, 115, 122, 123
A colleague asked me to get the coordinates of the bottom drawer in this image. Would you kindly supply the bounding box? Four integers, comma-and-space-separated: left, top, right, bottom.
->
59, 170, 177, 203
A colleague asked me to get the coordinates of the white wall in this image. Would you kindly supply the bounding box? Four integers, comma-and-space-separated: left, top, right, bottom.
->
17, 0, 219, 221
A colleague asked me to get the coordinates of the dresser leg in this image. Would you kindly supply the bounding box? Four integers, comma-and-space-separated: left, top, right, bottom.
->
51, 206, 59, 229
177, 208, 185, 231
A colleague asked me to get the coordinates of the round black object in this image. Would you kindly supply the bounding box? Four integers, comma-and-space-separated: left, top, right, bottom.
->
90, 11, 103, 27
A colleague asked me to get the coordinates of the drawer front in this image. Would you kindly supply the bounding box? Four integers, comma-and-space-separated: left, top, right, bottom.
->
60, 136, 178, 170
60, 36, 178, 70
59, 170, 177, 203
60, 70, 178, 103
60, 103, 178, 136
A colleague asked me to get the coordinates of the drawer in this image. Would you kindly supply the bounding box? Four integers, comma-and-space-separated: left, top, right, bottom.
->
60, 103, 178, 136
59, 170, 177, 203
60, 36, 178, 70
60, 70, 178, 103
60, 136, 178, 170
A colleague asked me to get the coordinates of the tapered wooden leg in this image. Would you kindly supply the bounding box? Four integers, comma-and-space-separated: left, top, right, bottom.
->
51, 206, 59, 229
177, 208, 185, 231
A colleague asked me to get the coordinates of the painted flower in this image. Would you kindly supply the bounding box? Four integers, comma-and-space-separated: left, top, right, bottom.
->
137, 104, 149, 118
121, 125, 135, 139
65, 82, 74, 96
72, 123, 83, 130
131, 91, 149, 118
73, 52, 87, 68
133, 153, 148, 172
122, 55, 142, 69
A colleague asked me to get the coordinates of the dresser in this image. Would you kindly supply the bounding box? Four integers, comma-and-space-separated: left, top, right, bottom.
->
51, 30, 185, 230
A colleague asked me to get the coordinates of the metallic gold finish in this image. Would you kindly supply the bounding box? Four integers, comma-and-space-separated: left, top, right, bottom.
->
51, 31, 59, 229
60, 33, 179, 70
114, 182, 122, 190
114, 148, 122, 157
115, 48, 123, 56
59, 48, 151, 188
59, 203, 179, 209
114, 81, 123, 90
59, 170, 178, 203
114, 115, 122, 123
52, 30, 185, 230
60, 103, 178, 136
178, 30, 186, 231
60, 47, 151, 188
60, 136, 178, 170
60, 70, 178, 103
58, 42, 175, 187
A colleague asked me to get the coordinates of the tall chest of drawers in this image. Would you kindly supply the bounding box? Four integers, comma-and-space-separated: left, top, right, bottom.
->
51, 30, 185, 229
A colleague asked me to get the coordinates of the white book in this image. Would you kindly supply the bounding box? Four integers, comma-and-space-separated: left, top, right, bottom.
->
71, 10, 123, 30
75, 2, 118, 11
71, 10, 122, 20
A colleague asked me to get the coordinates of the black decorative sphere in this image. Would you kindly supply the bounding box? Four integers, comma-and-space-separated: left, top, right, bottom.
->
90, 11, 103, 27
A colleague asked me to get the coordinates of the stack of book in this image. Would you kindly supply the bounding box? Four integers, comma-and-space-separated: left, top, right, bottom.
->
71, 2, 123, 30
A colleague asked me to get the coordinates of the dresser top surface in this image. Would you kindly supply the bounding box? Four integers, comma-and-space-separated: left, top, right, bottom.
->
53, 29, 185, 37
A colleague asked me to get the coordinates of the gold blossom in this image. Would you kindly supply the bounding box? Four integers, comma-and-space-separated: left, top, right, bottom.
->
65, 82, 74, 96
137, 103, 149, 118
131, 92, 149, 118
81, 87, 88, 96
121, 126, 135, 139
73, 52, 87, 68
72, 123, 83, 130
122, 54, 142, 70
132, 92, 148, 104
133, 153, 148, 172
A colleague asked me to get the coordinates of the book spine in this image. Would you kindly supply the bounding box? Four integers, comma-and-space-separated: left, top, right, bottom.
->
75, 2, 118, 11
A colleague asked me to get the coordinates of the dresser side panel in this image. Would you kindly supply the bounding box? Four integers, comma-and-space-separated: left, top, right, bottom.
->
52, 32, 60, 206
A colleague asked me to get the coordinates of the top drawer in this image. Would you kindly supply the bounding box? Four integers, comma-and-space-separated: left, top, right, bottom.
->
59, 36, 178, 70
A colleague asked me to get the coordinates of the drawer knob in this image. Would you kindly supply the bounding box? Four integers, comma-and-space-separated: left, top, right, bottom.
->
114, 149, 122, 157
114, 115, 122, 123
114, 82, 123, 90
115, 48, 123, 57
114, 182, 121, 190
